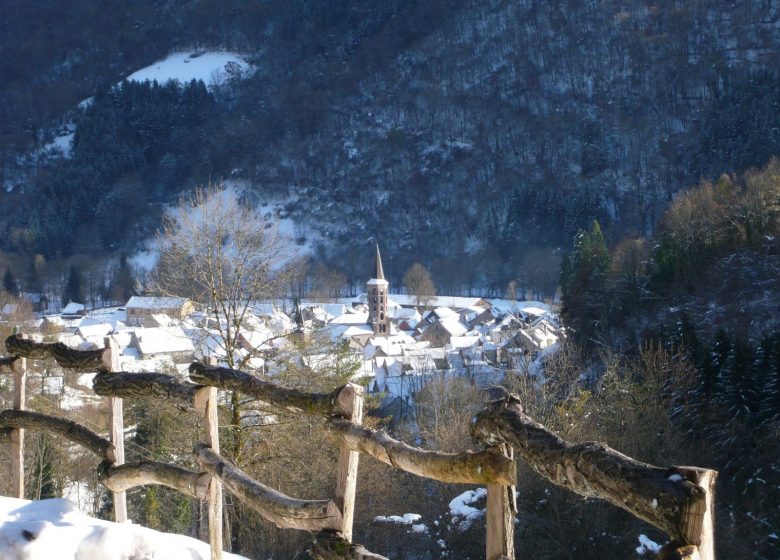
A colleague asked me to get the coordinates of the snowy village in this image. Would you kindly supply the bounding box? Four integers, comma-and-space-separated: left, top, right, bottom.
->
3, 2, 780, 559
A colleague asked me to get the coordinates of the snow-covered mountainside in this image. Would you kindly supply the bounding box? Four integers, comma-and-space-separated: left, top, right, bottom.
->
0, 497, 248, 560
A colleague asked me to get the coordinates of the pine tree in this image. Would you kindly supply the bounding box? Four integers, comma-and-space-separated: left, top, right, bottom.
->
560, 220, 611, 343
64, 263, 83, 305
3, 268, 18, 295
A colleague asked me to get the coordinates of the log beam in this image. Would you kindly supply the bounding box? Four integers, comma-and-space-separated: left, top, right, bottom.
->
93, 371, 202, 411
0, 409, 115, 463
98, 460, 212, 499
5, 334, 105, 372
0, 355, 18, 368
325, 418, 516, 486
193, 443, 342, 532
188, 362, 343, 416
470, 390, 716, 544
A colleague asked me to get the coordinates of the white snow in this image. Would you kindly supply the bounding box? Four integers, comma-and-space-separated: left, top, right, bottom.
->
374, 513, 422, 525
41, 131, 75, 158
448, 488, 487, 532
635, 534, 662, 555
125, 51, 252, 88
0, 497, 248, 560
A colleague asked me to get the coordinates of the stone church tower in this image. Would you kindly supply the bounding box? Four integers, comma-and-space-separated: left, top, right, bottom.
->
367, 244, 390, 336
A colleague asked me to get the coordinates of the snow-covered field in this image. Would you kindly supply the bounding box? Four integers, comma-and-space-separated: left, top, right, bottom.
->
125, 51, 252, 87
0, 497, 248, 560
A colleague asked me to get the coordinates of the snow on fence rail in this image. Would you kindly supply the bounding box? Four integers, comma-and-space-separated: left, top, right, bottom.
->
0, 333, 715, 560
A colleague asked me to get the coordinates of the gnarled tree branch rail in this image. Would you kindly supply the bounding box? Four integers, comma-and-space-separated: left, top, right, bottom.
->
99, 460, 212, 499
326, 417, 516, 486
189, 362, 346, 416
470, 390, 717, 551
0, 355, 19, 368
194, 443, 343, 532
5, 334, 106, 372
2, 332, 718, 558
93, 371, 203, 411
0, 409, 116, 463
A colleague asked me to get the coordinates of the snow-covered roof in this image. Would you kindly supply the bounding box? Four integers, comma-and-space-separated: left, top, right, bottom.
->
389, 307, 420, 321
134, 326, 195, 355
75, 322, 113, 340
428, 307, 460, 321
448, 335, 481, 349
126, 296, 188, 310
439, 318, 468, 336
62, 302, 85, 315
341, 325, 374, 338
330, 312, 370, 325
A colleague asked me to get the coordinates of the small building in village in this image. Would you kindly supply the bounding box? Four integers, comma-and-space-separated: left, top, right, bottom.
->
125, 296, 194, 327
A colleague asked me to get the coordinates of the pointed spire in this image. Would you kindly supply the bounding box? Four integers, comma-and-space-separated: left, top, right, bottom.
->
375, 243, 385, 280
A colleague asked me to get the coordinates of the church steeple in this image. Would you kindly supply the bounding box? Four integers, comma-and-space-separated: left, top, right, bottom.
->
375, 243, 385, 280
367, 244, 390, 337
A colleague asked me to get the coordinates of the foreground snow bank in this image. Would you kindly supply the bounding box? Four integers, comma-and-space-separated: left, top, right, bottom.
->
0, 497, 248, 560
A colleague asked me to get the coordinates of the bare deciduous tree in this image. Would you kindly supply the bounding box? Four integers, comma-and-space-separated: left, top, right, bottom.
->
403, 263, 436, 307
149, 185, 299, 458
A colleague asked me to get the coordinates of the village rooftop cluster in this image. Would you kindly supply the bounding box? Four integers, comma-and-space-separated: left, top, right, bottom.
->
1, 249, 564, 415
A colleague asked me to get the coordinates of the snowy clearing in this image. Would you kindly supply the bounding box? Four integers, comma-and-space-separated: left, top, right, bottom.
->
0, 497, 248, 560
125, 51, 252, 87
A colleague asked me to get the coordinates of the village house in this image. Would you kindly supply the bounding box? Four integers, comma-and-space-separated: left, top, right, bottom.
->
125, 296, 194, 327
130, 325, 196, 362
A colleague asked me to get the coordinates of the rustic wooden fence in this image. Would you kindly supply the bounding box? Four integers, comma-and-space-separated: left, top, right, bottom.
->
0, 333, 715, 560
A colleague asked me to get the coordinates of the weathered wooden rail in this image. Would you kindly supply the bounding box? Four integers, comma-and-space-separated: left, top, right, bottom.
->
0, 334, 716, 560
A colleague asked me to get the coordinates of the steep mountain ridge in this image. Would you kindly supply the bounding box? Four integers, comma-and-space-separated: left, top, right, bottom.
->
2, 1, 780, 292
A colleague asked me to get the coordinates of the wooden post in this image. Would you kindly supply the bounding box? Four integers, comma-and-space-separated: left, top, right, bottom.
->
486, 444, 516, 560
675, 467, 717, 560
195, 357, 222, 560
334, 383, 364, 542
11, 342, 27, 499
103, 336, 127, 522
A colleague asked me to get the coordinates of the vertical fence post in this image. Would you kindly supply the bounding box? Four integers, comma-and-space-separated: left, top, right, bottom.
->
11, 334, 27, 499
103, 335, 127, 522
195, 356, 222, 560
486, 444, 516, 560
334, 382, 364, 542
675, 467, 717, 560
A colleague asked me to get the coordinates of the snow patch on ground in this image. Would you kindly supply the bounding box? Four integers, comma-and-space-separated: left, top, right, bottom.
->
374, 513, 422, 525
448, 488, 487, 532
0, 497, 248, 560
635, 534, 662, 555
125, 51, 252, 88
41, 131, 75, 158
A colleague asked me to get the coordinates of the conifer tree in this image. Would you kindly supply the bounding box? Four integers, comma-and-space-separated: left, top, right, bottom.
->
64, 263, 84, 305
560, 220, 610, 343
3, 268, 18, 295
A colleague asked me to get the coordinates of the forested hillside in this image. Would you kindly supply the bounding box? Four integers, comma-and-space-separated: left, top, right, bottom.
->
2, 0, 780, 291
